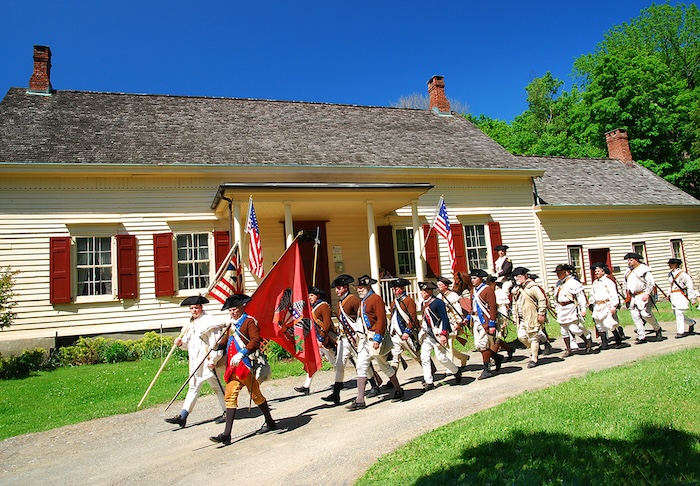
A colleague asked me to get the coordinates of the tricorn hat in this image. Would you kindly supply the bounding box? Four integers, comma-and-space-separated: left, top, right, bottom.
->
356, 274, 378, 286
511, 267, 530, 277
555, 263, 574, 272
469, 269, 488, 278
418, 281, 438, 291
331, 274, 354, 287
624, 252, 644, 261
308, 286, 326, 297
389, 278, 411, 288
494, 245, 509, 251
590, 262, 607, 270
221, 293, 251, 310
528, 273, 539, 280
485, 275, 497, 284
180, 295, 209, 306
436, 276, 453, 286
668, 258, 683, 266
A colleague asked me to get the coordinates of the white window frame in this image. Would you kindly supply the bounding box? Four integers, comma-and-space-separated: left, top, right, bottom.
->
632, 241, 648, 263
670, 239, 685, 263
176, 232, 212, 292
73, 235, 117, 303
567, 245, 586, 284
393, 227, 416, 277
463, 224, 489, 272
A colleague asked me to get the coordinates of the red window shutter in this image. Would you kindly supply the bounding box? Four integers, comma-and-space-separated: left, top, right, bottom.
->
422, 224, 440, 278
487, 221, 503, 263
49, 236, 72, 304
377, 226, 397, 277
153, 233, 175, 297
213, 231, 231, 270
451, 223, 467, 273
117, 234, 138, 299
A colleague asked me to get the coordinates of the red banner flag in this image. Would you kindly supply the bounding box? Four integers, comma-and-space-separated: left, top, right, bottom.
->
244, 239, 322, 377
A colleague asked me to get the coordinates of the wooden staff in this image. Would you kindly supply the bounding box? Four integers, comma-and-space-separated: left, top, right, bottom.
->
312, 227, 320, 287
137, 322, 191, 408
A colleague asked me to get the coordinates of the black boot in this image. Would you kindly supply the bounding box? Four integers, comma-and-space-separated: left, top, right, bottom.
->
210, 408, 236, 444
321, 382, 343, 405
584, 336, 593, 354
478, 362, 492, 380
256, 401, 277, 434
366, 377, 380, 398
600, 332, 609, 350
612, 328, 622, 347
492, 351, 503, 372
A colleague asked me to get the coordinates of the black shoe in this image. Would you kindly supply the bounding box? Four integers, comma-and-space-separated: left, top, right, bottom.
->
346, 401, 366, 411
527, 361, 537, 369
542, 342, 553, 355
689, 324, 695, 334
505, 348, 514, 361
366, 387, 380, 398
478, 369, 492, 380
294, 386, 310, 395
655, 328, 663, 340
493, 353, 503, 372
392, 389, 405, 402
256, 422, 278, 434
165, 415, 186, 428
635, 338, 647, 344
675, 333, 685, 339
454, 369, 463, 385
423, 383, 435, 392
209, 433, 231, 445
214, 412, 226, 424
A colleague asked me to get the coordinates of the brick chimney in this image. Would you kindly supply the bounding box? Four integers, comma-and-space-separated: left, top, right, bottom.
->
605, 128, 634, 164
28, 45, 52, 94
427, 75, 450, 113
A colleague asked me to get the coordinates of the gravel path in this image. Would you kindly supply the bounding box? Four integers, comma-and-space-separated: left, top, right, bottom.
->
1, 322, 698, 486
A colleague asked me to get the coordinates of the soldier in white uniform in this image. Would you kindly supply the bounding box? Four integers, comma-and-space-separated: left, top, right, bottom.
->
667, 258, 699, 338
165, 295, 227, 428
588, 262, 622, 349
436, 276, 470, 368
624, 252, 662, 344
553, 264, 592, 356
493, 245, 513, 294
387, 278, 419, 378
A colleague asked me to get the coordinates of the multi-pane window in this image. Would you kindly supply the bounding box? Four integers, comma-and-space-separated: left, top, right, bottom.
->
464, 225, 489, 271
395, 228, 415, 276
671, 239, 684, 261
177, 233, 210, 290
567, 245, 585, 283
76, 237, 112, 296
632, 241, 647, 262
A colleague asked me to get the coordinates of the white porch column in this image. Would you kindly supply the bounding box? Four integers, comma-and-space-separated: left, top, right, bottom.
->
366, 200, 380, 292
284, 201, 294, 248
411, 199, 425, 282
233, 200, 243, 246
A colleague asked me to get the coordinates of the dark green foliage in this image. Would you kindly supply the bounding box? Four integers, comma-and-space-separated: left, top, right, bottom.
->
264, 340, 292, 361
0, 348, 47, 379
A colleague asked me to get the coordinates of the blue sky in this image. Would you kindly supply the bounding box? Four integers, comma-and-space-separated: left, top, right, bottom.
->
0, 1, 676, 122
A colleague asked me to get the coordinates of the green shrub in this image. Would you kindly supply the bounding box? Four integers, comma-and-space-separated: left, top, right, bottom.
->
0, 348, 47, 379
102, 341, 137, 363
0, 267, 19, 330
264, 340, 292, 361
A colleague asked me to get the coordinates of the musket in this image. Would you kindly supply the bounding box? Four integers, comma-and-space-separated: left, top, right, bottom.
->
422, 304, 451, 355
164, 322, 231, 412
138, 320, 192, 408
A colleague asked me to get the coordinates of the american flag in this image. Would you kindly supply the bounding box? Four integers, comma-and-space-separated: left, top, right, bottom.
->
432, 196, 456, 273
207, 243, 243, 304
246, 197, 265, 279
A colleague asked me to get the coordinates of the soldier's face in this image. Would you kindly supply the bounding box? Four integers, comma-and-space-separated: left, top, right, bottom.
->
309, 293, 318, 305
436, 282, 448, 292
420, 289, 432, 300
357, 286, 369, 298
335, 285, 347, 297
594, 267, 605, 279
556, 270, 566, 280
228, 306, 243, 320
189, 304, 203, 319
628, 258, 639, 268
392, 286, 404, 297
514, 274, 526, 286
498, 250, 506, 257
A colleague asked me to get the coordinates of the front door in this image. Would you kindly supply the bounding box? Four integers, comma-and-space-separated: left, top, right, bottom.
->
291, 221, 331, 298
588, 248, 612, 282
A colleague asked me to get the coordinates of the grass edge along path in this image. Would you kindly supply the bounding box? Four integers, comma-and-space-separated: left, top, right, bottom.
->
358, 347, 700, 486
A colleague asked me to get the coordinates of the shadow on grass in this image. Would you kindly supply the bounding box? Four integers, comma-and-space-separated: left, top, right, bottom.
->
413, 424, 700, 485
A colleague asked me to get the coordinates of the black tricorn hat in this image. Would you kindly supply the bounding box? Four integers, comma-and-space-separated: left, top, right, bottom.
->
469, 269, 488, 278
511, 267, 530, 277
494, 245, 509, 251
221, 293, 252, 310
555, 263, 574, 272
590, 262, 608, 270
418, 281, 438, 291
356, 274, 378, 286
436, 276, 453, 285
389, 278, 411, 288
180, 295, 209, 306
308, 286, 326, 297
668, 258, 683, 266
331, 274, 354, 287
624, 252, 644, 261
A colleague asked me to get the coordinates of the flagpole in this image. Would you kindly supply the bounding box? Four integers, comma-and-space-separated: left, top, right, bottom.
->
312, 227, 320, 287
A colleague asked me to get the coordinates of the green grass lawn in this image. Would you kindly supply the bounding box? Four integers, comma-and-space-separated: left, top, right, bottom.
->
357, 347, 700, 485
0, 355, 320, 440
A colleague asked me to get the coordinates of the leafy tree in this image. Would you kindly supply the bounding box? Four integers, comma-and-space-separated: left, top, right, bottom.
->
0, 267, 19, 329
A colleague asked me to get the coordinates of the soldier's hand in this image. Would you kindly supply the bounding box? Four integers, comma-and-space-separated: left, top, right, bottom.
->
174, 338, 183, 347
537, 314, 546, 324
401, 333, 410, 341
230, 352, 243, 366
372, 341, 380, 350
641, 293, 649, 302
438, 335, 447, 347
